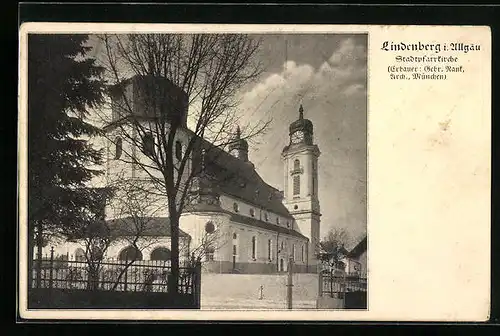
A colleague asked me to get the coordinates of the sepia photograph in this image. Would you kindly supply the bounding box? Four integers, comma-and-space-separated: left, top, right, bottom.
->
23, 30, 368, 311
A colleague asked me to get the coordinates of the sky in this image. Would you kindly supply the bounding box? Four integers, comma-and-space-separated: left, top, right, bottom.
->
87, 33, 367, 247
236, 34, 368, 245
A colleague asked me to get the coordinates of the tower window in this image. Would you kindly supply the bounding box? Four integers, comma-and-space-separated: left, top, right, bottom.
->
114, 137, 122, 159
294, 159, 300, 170
268, 239, 272, 260
251, 236, 257, 259
142, 132, 154, 155
293, 175, 301, 195
175, 141, 183, 161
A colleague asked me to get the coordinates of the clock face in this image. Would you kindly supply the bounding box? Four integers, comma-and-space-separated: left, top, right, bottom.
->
291, 131, 304, 144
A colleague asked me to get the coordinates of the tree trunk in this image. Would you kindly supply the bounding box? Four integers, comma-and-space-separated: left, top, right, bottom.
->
169, 214, 180, 294
27, 221, 35, 290
35, 221, 43, 288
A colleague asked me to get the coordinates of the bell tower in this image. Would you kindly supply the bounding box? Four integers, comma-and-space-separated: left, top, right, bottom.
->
281, 105, 321, 271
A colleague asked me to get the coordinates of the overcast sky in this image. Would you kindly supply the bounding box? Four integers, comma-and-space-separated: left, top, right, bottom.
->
88, 33, 367, 246
237, 34, 367, 245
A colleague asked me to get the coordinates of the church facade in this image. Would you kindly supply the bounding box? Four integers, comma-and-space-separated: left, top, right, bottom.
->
41, 75, 322, 274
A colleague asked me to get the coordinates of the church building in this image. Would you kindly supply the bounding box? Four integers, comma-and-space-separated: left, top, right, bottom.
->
41, 75, 322, 274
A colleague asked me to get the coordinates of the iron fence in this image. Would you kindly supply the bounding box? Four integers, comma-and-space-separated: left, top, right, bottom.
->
32, 247, 201, 294
319, 271, 367, 299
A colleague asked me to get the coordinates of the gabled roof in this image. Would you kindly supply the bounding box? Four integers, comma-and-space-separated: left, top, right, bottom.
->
105, 217, 190, 238
346, 236, 367, 258
230, 213, 308, 240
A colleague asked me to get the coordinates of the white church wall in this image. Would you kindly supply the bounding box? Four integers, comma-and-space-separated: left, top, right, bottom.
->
219, 194, 294, 230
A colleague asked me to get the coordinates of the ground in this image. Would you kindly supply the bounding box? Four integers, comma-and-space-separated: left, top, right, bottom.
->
200, 273, 318, 310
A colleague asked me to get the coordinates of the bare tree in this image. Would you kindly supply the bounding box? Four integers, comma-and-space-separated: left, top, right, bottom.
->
94, 33, 269, 293
317, 227, 353, 271
69, 176, 169, 291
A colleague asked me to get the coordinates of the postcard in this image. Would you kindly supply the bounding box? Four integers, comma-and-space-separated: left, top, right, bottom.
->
17, 23, 491, 321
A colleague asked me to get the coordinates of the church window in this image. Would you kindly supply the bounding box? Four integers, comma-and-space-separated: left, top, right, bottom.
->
119, 246, 143, 261
74, 248, 85, 261
114, 137, 122, 159
142, 132, 154, 155
287, 221, 290, 228
292, 244, 296, 261
233, 233, 238, 240
264, 212, 269, 222
249, 208, 255, 217
205, 221, 215, 234
294, 159, 300, 170
268, 239, 272, 260
205, 247, 215, 261
301, 245, 305, 261
276, 217, 280, 225
150, 247, 171, 261
280, 241, 284, 251
251, 236, 257, 259
175, 141, 183, 161
233, 202, 239, 212
293, 175, 300, 195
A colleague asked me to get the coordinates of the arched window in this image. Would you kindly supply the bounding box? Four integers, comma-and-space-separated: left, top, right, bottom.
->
119, 246, 143, 261
74, 248, 85, 261
233, 202, 239, 212
251, 236, 257, 259
150, 247, 171, 261
233, 233, 238, 240
114, 137, 122, 159
142, 132, 154, 155
293, 175, 300, 195
205, 247, 215, 261
294, 159, 300, 170
249, 208, 255, 217
175, 141, 183, 161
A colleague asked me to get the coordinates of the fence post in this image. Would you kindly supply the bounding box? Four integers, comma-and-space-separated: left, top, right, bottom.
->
286, 257, 293, 310
194, 259, 202, 309
318, 270, 323, 298
124, 263, 128, 292
34, 251, 42, 289
48, 246, 54, 290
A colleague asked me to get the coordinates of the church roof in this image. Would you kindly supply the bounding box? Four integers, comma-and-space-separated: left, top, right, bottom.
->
346, 236, 367, 258
105, 217, 190, 238
201, 142, 293, 219
230, 213, 308, 240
